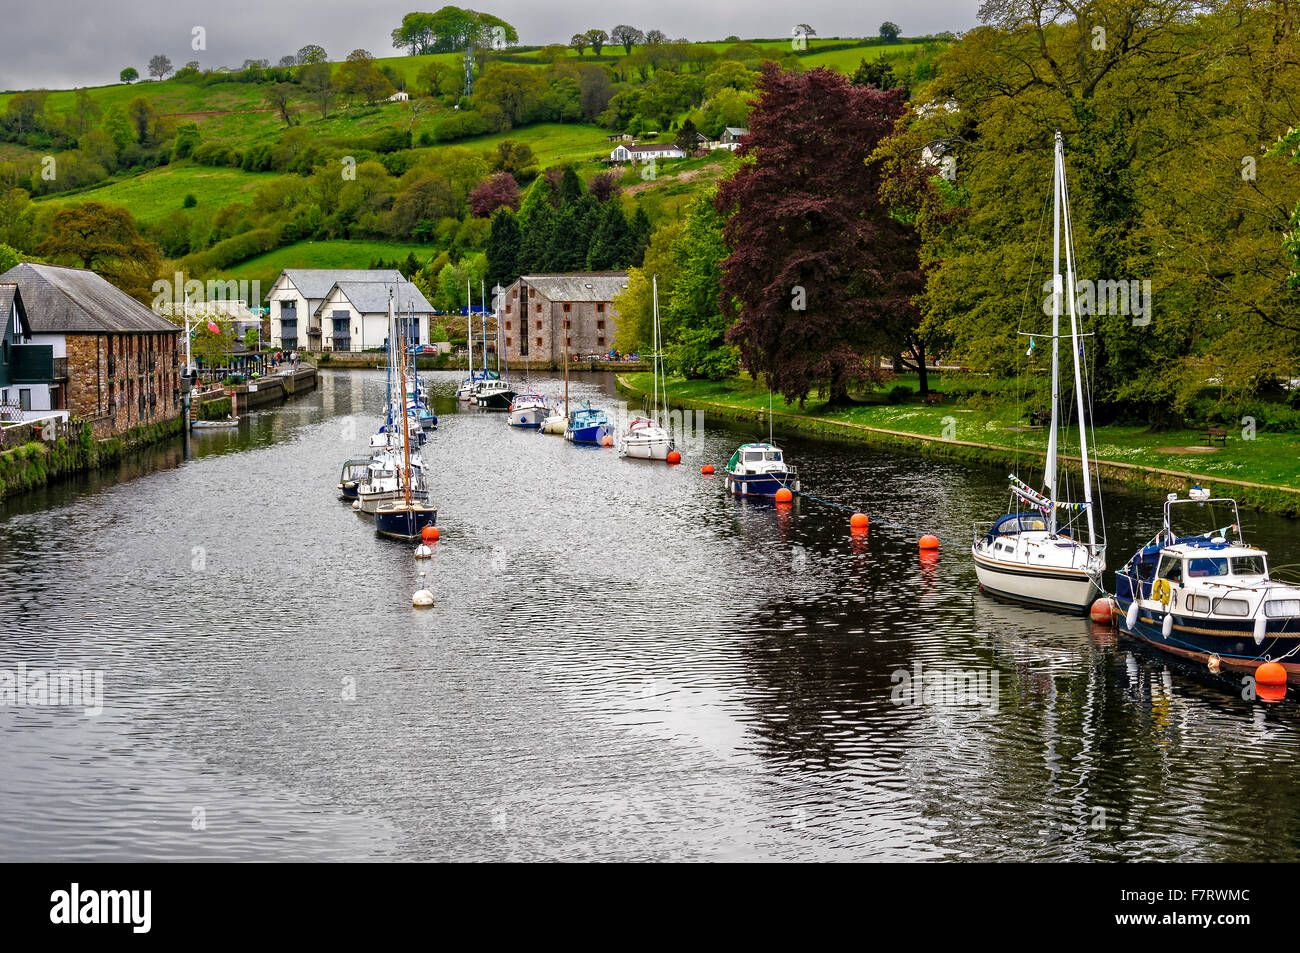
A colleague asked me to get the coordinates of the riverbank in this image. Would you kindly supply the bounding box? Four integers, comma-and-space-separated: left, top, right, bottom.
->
617, 374, 1300, 516
0, 417, 184, 502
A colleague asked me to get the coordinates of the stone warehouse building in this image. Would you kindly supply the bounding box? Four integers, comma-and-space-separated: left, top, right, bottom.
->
500, 273, 629, 366
0, 263, 183, 438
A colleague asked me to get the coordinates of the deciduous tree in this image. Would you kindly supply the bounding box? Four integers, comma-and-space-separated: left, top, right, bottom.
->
716, 64, 921, 404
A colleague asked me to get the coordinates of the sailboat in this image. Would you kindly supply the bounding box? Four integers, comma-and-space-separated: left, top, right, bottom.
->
374, 291, 437, 539
971, 130, 1105, 612
619, 275, 675, 460
540, 315, 569, 435
456, 279, 497, 401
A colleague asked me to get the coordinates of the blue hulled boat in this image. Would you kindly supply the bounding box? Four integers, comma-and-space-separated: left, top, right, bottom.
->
565, 406, 611, 445
723, 443, 799, 498
1114, 490, 1300, 684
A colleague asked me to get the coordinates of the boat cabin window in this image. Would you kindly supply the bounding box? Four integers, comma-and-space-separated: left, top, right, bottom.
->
1232, 555, 1266, 576
1212, 597, 1250, 617
1185, 594, 1212, 613
1265, 599, 1300, 618
744, 452, 763, 462
1186, 557, 1229, 578
765, 450, 783, 462
1156, 555, 1183, 584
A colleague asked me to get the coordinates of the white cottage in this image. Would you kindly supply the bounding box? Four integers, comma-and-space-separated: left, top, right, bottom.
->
608, 142, 687, 163
268, 269, 419, 351
313, 280, 433, 352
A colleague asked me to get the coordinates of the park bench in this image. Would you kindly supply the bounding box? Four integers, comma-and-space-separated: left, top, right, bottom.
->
1205, 425, 1228, 446
923, 392, 944, 405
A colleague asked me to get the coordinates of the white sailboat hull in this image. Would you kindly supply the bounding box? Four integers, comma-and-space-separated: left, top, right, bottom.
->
972, 546, 1101, 612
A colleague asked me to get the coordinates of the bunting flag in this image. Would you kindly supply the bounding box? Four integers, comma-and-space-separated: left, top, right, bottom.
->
1025, 337, 1036, 357
207, 320, 220, 334
1008, 474, 1090, 514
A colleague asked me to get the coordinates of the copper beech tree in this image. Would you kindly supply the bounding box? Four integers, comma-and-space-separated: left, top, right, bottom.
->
716, 64, 924, 406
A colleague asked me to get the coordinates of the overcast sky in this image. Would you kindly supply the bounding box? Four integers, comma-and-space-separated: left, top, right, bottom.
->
1, 0, 983, 91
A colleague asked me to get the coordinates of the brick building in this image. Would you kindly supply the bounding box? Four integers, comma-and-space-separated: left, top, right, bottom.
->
500, 273, 629, 366
0, 263, 183, 438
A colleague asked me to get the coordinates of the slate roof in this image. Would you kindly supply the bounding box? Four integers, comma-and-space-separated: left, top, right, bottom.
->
520, 273, 629, 302
276, 269, 407, 300
0, 263, 178, 334
313, 279, 433, 317
0, 283, 30, 336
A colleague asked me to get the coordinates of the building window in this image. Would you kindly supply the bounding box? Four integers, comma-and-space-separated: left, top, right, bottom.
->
563, 319, 571, 329
535, 320, 542, 330
566, 336, 572, 347
596, 303, 605, 313
535, 337, 543, 347
597, 337, 606, 346
563, 303, 572, 313
505, 321, 511, 330
535, 303, 542, 313
505, 305, 512, 314
505, 337, 512, 348
596, 320, 605, 330
512, 289, 518, 298
19, 389, 31, 411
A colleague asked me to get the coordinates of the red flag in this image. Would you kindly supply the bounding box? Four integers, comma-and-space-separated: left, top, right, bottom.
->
207, 321, 220, 334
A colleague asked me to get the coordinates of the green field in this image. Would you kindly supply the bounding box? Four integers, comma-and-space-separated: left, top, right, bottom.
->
224, 239, 434, 291
40, 163, 283, 222
799, 42, 925, 71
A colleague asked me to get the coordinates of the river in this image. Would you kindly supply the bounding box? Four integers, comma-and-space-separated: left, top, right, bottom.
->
1, 368, 1297, 861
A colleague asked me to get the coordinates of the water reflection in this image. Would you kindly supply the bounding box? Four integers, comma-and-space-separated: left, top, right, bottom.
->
0, 368, 1297, 861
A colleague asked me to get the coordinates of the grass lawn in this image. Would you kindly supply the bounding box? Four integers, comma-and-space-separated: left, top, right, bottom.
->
37, 163, 285, 223
625, 372, 1300, 491
412, 121, 616, 167
224, 239, 434, 292
798, 43, 926, 71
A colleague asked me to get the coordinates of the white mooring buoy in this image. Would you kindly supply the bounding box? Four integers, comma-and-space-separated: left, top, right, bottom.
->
415, 543, 433, 559
412, 571, 435, 607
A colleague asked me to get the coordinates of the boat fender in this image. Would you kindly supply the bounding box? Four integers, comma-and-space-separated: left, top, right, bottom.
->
1254, 614, 1267, 645
1161, 613, 1174, 639
1125, 602, 1140, 630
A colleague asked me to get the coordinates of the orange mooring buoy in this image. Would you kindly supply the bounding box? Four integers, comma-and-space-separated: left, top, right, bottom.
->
775, 487, 793, 503
850, 513, 869, 528
601, 435, 613, 447
1256, 661, 1287, 686
421, 525, 439, 543
667, 451, 681, 464
701, 464, 715, 474
1090, 597, 1115, 624
919, 534, 939, 550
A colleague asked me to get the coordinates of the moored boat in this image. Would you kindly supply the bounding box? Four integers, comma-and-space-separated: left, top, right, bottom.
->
1114, 491, 1300, 684
508, 392, 551, 428
565, 406, 611, 445
970, 130, 1105, 613
723, 442, 799, 498
619, 274, 675, 460
337, 458, 372, 500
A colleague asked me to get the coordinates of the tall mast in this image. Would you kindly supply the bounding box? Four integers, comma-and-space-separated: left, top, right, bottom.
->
652, 274, 659, 424
1058, 139, 1097, 550
1045, 131, 1062, 535
393, 291, 412, 508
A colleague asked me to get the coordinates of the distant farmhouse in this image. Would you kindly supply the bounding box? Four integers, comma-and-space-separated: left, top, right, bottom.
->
0, 263, 182, 437
500, 272, 629, 365
267, 270, 433, 352
609, 142, 687, 162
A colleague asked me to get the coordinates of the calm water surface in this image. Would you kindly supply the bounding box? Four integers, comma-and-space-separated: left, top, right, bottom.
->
2, 368, 1298, 861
